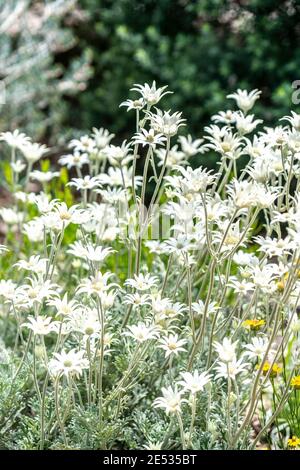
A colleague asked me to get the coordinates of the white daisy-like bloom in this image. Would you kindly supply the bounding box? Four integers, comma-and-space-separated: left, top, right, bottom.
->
15, 277, 58, 308
131, 81, 172, 106
22, 316, 58, 336
0, 280, 16, 300
178, 370, 211, 394
192, 300, 219, 317
178, 134, 205, 157
233, 111, 263, 135
249, 265, 279, 293
232, 250, 259, 267
227, 88, 261, 113
42, 203, 89, 231
66, 308, 101, 339
48, 349, 89, 379
67, 240, 89, 259
259, 125, 288, 147
148, 108, 186, 136
104, 166, 143, 188
153, 386, 186, 415
68, 243, 114, 263
244, 337, 269, 360
14, 255, 48, 275
124, 273, 158, 291
211, 110, 236, 125
30, 170, 59, 183
124, 322, 159, 343
159, 333, 187, 357
47, 293, 80, 317
214, 338, 238, 363
23, 218, 44, 243
132, 128, 166, 148
77, 272, 117, 296
69, 135, 96, 154
254, 235, 293, 258
281, 111, 300, 132
104, 141, 133, 166
0, 129, 31, 149
11, 160, 26, 174
92, 127, 115, 149
152, 296, 186, 320
174, 165, 216, 193
20, 142, 49, 164
101, 291, 117, 310
227, 278, 255, 294
156, 144, 186, 168
0, 207, 23, 226
59, 151, 89, 169
143, 441, 162, 450
204, 126, 243, 159
123, 292, 152, 309
29, 192, 58, 214
68, 175, 102, 191
227, 179, 259, 209
162, 234, 195, 255
120, 98, 145, 111
215, 357, 249, 380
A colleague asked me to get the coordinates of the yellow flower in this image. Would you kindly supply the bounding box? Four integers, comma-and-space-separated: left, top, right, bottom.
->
287, 436, 300, 449
242, 319, 265, 331
276, 280, 285, 292
257, 361, 282, 378
291, 376, 300, 390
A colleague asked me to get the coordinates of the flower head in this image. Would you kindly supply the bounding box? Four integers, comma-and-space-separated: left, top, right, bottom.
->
178, 370, 211, 394
153, 386, 185, 415
48, 349, 88, 379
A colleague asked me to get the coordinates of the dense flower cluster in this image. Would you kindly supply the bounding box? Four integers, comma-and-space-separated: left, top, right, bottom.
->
1, 83, 300, 450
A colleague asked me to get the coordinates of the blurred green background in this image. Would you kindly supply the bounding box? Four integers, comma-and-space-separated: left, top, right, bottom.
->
1, 0, 300, 147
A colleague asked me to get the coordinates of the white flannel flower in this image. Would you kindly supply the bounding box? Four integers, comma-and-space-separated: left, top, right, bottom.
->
153, 386, 186, 415
215, 357, 249, 380
178, 371, 211, 394
48, 349, 89, 379
214, 338, 238, 362
227, 89, 261, 113
131, 81, 172, 106
132, 128, 166, 148
104, 141, 133, 166
159, 334, 187, 357
124, 273, 158, 291
77, 272, 117, 296
68, 175, 102, 191
69, 135, 96, 154
59, 151, 89, 169
14, 255, 48, 275
92, 127, 115, 149
0, 280, 16, 300
178, 134, 205, 157
120, 98, 145, 111
47, 293, 80, 317
20, 142, 49, 164
0, 130, 31, 149
22, 316, 58, 336
30, 170, 59, 183
244, 337, 269, 360
233, 111, 263, 135
148, 109, 186, 136
123, 292, 152, 309
281, 111, 300, 132
124, 322, 159, 343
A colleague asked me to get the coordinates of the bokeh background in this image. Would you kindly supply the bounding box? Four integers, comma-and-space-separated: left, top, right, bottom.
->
1, 0, 300, 158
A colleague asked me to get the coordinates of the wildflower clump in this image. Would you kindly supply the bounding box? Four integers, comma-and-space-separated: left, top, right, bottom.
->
0, 83, 300, 450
